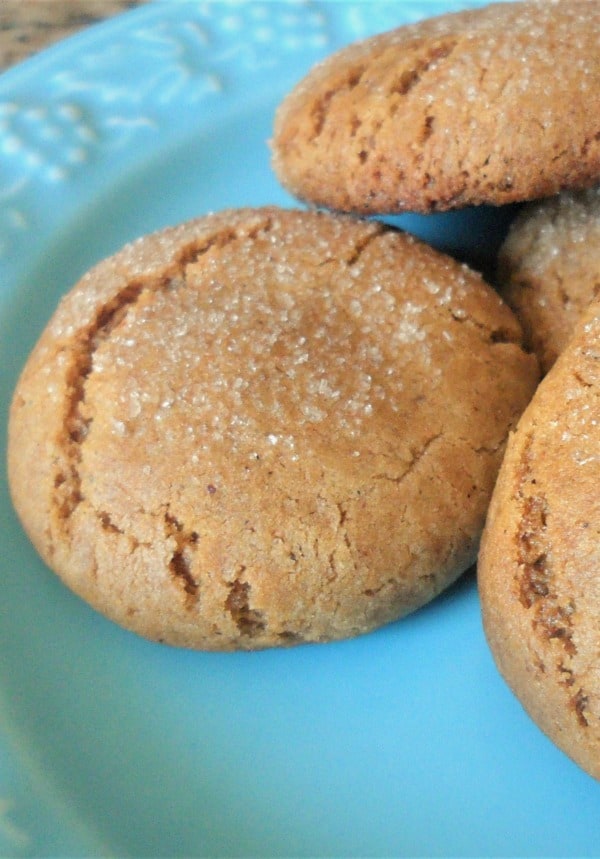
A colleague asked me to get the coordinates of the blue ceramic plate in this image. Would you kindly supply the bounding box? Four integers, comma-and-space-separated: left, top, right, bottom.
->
1, 2, 599, 856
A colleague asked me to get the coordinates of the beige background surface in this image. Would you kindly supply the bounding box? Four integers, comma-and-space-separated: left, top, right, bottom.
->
0, 1, 147, 71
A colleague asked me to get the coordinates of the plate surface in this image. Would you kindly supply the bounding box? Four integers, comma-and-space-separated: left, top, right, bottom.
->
1, 2, 599, 857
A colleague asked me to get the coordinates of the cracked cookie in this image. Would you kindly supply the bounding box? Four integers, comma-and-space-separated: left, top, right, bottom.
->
498, 186, 600, 374
271, 1, 600, 214
8, 206, 538, 650
479, 298, 600, 779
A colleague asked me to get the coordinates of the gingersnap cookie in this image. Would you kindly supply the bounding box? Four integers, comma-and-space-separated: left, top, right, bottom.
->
479, 298, 600, 779
272, 1, 600, 215
8, 206, 538, 651
498, 186, 600, 374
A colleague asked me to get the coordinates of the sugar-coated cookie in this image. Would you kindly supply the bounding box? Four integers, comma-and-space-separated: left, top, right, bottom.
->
479, 298, 600, 779
9, 207, 538, 650
498, 186, 600, 374
272, 1, 600, 214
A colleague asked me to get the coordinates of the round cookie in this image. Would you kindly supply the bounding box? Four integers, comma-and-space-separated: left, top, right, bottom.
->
272, 1, 600, 215
498, 186, 600, 374
8, 207, 538, 651
479, 298, 600, 779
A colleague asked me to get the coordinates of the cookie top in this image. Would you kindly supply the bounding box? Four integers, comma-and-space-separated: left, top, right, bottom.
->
8, 207, 538, 650
479, 298, 600, 779
272, 1, 600, 214
498, 186, 600, 374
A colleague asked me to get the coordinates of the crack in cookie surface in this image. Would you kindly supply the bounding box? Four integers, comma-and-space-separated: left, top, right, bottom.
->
53, 218, 275, 542
515, 432, 577, 660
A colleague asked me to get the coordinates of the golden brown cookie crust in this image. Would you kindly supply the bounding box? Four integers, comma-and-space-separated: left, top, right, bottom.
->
9, 207, 538, 650
272, 1, 600, 214
498, 187, 600, 374
479, 298, 600, 779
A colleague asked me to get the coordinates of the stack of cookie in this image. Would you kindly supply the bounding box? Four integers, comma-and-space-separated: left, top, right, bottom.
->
272, 0, 600, 779
7, 1, 600, 778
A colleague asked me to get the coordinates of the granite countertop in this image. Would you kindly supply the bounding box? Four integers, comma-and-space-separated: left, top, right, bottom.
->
0, 0, 147, 72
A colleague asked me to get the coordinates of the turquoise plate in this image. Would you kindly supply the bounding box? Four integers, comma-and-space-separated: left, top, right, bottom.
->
1, 2, 599, 856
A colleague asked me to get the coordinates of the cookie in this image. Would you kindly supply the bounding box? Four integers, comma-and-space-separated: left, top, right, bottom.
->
272, 1, 600, 214
8, 207, 538, 650
498, 186, 600, 374
479, 298, 600, 779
